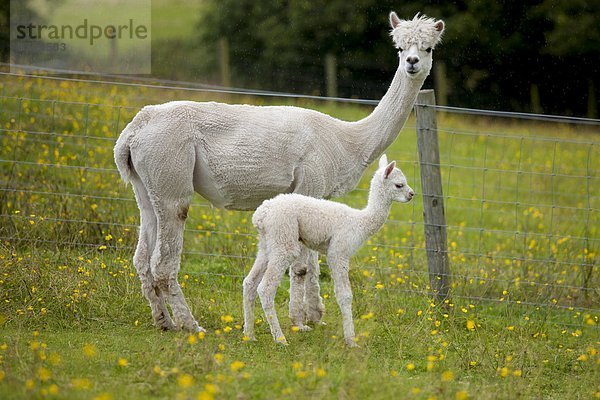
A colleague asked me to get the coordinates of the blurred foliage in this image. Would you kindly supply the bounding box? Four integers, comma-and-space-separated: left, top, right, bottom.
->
0, 1, 7, 60
537, 0, 600, 57
1, 0, 598, 116
190, 0, 598, 117
0, 0, 63, 61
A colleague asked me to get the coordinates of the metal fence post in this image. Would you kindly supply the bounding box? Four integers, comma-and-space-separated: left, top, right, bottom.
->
415, 89, 451, 302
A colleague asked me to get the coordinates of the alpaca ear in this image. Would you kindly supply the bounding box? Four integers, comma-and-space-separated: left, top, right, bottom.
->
384, 161, 396, 180
378, 154, 389, 169
434, 20, 445, 35
389, 12, 401, 29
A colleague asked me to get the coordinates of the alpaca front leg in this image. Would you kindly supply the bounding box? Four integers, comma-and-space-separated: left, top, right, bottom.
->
243, 244, 268, 341
257, 253, 291, 345
328, 255, 357, 347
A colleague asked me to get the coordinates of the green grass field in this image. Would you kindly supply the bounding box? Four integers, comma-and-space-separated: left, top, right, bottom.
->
0, 72, 598, 399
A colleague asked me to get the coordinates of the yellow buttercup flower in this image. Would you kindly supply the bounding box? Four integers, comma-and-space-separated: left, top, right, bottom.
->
197, 391, 214, 400
82, 343, 97, 358
441, 370, 454, 382
178, 373, 195, 388
37, 367, 51, 381
230, 360, 245, 372
360, 312, 374, 320
72, 378, 93, 390
204, 383, 218, 394
220, 315, 234, 323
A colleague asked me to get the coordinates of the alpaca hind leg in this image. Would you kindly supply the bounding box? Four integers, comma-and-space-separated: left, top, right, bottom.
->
151, 200, 203, 333
136, 143, 203, 333
303, 250, 325, 324
258, 246, 301, 345
131, 177, 175, 330
327, 253, 357, 347
243, 241, 268, 341
288, 247, 312, 331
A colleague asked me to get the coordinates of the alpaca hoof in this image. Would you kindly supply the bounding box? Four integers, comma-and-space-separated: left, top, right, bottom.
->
157, 320, 177, 331
304, 303, 325, 324
159, 323, 177, 331
156, 315, 177, 331
184, 321, 205, 333
345, 338, 359, 348
243, 331, 257, 342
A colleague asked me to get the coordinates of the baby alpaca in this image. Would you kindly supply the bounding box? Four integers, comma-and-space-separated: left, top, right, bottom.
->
243, 155, 415, 347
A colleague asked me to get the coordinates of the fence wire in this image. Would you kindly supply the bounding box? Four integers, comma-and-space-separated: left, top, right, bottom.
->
0, 70, 598, 327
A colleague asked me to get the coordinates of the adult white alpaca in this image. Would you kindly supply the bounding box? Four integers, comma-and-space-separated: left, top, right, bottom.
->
243, 155, 414, 347
114, 12, 444, 332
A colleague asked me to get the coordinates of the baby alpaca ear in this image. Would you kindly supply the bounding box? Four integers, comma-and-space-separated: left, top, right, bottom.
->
434, 20, 445, 39
389, 12, 401, 29
435, 20, 445, 33
384, 161, 396, 179
378, 154, 389, 169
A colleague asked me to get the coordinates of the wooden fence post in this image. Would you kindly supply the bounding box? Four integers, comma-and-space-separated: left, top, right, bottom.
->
415, 89, 451, 302
325, 53, 338, 98
219, 37, 231, 87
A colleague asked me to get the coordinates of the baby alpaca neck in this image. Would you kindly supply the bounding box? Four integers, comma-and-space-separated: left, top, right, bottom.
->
360, 178, 393, 238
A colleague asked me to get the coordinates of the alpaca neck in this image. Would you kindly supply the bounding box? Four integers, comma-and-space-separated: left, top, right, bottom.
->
353, 66, 425, 164
360, 181, 393, 238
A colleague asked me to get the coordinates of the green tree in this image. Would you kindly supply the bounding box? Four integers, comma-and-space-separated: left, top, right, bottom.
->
193, 0, 598, 116
195, 0, 455, 96
537, 0, 599, 116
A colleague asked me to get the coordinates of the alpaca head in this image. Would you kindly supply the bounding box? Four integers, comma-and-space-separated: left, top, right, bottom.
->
377, 154, 414, 203
389, 12, 445, 79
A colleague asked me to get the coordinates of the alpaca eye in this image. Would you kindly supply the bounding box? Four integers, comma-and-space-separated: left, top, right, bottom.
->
426, 47, 432, 53
398, 47, 404, 52
395, 184, 404, 189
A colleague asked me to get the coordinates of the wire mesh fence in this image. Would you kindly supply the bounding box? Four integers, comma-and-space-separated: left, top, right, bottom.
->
0, 69, 598, 327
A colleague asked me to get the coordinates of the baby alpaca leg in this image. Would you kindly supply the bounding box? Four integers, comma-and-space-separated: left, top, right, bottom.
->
289, 247, 312, 331
303, 250, 325, 324
243, 241, 268, 341
328, 252, 357, 347
258, 246, 300, 345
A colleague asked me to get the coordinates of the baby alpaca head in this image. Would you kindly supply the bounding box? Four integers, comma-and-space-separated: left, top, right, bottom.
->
389, 12, 445, 79
378, 154, 415, 203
